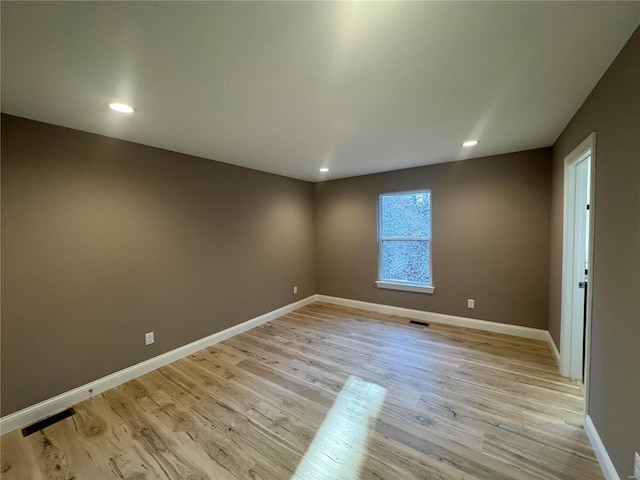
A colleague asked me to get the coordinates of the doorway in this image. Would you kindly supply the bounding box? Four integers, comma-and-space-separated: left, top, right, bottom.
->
560, 133, 596, 404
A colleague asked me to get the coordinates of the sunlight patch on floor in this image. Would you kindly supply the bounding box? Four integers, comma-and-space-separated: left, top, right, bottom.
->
291, 376, 387, 480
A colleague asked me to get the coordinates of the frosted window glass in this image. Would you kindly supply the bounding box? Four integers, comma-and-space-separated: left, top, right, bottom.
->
381, 193, 431, 238
381, 240, 430, 284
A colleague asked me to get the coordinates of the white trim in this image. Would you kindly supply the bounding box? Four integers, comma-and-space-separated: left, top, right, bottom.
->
560, 131, 596, 419
316, 295, 548, 341
546, 331, 561, 367
378, 190, 433, 289
0, 295, 317, 436
375, 281, 435, 294
584, 415, 620, 480
381, 237, 430, 242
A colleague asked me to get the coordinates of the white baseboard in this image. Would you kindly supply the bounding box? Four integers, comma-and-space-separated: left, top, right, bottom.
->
316, 295, 549, 341
0, 294, 558, 436
584, 415, 620, 480
0, 295, 316, 436
546, 330, 561, 367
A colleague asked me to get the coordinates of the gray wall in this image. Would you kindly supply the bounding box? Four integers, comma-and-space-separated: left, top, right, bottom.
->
549, 26, 640, 475
315, 149, 552, 329
1, 115, 316, 416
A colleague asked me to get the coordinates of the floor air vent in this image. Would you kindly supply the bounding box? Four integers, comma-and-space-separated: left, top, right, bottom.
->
21, 408, 76, 437
409, 320, 430, 327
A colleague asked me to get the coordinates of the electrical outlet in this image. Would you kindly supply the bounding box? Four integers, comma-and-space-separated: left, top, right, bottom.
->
145, 332, 154, 346
467, 299, 475, 309
293, 286, 298, 294
634, 452, 640, 479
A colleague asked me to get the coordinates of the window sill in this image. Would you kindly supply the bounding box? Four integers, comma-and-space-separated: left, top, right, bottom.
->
375, 281, 435, 294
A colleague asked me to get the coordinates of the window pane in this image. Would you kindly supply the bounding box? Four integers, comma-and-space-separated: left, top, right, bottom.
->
381, 192, 431, 238
381, 240, 430, 284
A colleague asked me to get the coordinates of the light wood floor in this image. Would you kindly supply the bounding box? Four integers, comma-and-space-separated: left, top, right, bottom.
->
1, 302, 603, 479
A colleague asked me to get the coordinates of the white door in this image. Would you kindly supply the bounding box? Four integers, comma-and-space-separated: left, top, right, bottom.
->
560, 132, 595, 388
570, 156, 590, 381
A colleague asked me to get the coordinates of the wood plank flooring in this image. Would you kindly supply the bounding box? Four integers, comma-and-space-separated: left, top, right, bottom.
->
0, 302, 603, 479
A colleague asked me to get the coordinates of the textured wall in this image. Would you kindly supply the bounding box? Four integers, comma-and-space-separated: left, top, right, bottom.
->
1, 115, 316, 415
548, 26, 640, 475
315, 148, 552, 329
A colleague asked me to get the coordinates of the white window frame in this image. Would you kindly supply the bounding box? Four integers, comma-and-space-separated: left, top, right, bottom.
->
376, 190, 434, 294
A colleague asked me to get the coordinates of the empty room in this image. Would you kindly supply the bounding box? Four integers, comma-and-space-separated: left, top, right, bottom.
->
1, 2, 639, 479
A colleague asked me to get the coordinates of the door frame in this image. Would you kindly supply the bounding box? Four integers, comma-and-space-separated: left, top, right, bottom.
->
560, 132, 596, 412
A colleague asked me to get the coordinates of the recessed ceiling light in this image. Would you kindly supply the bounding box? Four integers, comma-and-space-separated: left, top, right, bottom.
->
462, 139, 479, 147
319, 167, 329, 172
107, 102, 135, 113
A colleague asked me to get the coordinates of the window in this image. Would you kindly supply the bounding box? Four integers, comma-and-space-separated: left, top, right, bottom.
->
376, 190, 434, 294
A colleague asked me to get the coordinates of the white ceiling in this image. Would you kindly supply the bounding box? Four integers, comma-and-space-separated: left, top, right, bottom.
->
2, 2, 639, 182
